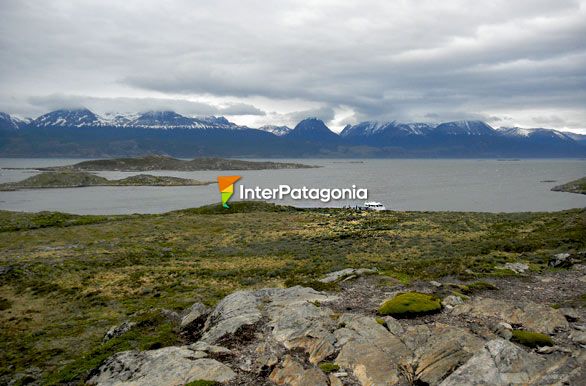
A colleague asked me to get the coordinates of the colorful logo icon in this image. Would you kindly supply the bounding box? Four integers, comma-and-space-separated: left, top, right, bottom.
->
217, 176, 241, 208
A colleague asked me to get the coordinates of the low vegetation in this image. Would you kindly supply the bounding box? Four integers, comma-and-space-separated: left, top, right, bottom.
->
0, 202, 584, 384
552, 176, 586, 195
378, 292, 442, 317
511, 329, 554, 348
0, 171, 212, 191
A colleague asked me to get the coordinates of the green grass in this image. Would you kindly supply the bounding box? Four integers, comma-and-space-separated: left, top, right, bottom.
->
0, 204, 584, 384
378, 292, 442, 317
511, 329, 554, 348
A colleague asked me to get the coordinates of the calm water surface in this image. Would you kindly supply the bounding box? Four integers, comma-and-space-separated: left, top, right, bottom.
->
0, 158, 584, 214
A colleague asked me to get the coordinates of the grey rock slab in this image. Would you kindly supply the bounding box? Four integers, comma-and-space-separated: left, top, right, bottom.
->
88, 346, 236, 386
180, 302, 210, 329
382, 315, 404, 336
336, 341, 400, 385
411, 323, 485, 385
451, 297, 568, 334
269, 355, 329, 386
439, 339, 550, 386
318, 268, 377, 283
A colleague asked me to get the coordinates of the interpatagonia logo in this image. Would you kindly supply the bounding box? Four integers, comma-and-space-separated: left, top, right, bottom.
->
217, 176, 241, 208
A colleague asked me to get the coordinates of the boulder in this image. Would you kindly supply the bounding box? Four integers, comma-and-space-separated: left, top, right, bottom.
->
318, 268, 377, 283
503, 262, 529, 274
559, 307, 579, 322
409, 323, 485, 385
381, 316, 404, 335
439, 339, 545, 386
269, 355, 329, 386
570, 330, 586, 345
333, 314, 408, 385
336, 341, 400, 385
548, 253, 572, 268
493, 322, 513, 340
88, 346, 236, 386
180, 302, 210, 329
451, 297, 568, 334
442, 295, 464, 308
102, 321, 136, 343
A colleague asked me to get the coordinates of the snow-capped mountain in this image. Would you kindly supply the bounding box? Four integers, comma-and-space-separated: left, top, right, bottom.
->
0, 112, 30, 130
497, 127, 574, 141
32, 108, 105, 128
340, 121, 434, 138
285, 118, 339, 142
28, 108, 240, 130
2, 108, 585, 157
433, 120, 496, 136
257, 125, 292, 136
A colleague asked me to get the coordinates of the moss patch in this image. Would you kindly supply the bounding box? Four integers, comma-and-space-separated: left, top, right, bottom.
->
511, 329, 553, 348
461, 281, 498, 294
184, 381, 220, 386
318, 362, 340, 373
378, 292, 441, 318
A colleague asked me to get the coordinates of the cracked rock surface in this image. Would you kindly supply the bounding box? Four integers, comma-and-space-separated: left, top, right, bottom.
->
89, 266, 586, 386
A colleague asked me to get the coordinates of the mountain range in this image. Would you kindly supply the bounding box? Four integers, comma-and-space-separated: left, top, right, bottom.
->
0, 108, 584, 158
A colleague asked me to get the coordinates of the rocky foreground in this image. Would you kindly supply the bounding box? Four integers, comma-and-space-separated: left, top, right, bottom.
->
88, 261, 586, 386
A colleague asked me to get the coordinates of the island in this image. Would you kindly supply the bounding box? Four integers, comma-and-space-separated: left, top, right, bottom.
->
0, 171, 213, 191
38, 155, 318, 171
551, 176, 586, 195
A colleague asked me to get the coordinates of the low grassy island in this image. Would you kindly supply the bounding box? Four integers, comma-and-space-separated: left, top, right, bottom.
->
552, 177, 586, 195
0, 171, 213, 191
39, 155, 318, 171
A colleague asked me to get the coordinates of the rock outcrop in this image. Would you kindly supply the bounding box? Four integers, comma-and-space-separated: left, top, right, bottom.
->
88, 271, 585, 386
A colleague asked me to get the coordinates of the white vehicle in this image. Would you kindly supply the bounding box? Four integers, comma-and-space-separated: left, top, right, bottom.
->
364, 201, 386, 211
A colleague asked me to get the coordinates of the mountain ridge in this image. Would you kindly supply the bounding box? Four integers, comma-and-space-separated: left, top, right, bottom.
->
0, 108, 584, 157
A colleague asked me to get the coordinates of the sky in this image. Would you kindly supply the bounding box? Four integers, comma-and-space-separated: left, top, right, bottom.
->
0, 0, 585, 133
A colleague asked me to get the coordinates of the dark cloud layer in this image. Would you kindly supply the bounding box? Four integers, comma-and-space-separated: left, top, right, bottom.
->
0, 0, 585, 131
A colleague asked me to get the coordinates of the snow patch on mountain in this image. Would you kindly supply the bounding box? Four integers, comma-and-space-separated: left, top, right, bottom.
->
258, 125, 291, 136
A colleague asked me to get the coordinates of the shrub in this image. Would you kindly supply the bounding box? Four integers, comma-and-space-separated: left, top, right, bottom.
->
378, 292, 441, 318
511, 329, 553, 348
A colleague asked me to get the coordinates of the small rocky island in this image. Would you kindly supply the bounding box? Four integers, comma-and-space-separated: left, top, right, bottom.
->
38, 155, 318, 172
552, 177, 586, 195
0, 171, 213, 191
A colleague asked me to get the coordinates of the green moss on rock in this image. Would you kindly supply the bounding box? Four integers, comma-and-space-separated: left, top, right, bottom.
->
378, 292, 442, 318
184, 381, 220, 386
511, 329, 553, 348
318, 362, 340, 373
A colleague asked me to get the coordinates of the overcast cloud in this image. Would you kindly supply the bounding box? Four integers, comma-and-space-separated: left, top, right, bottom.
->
0, 0, 585, 132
